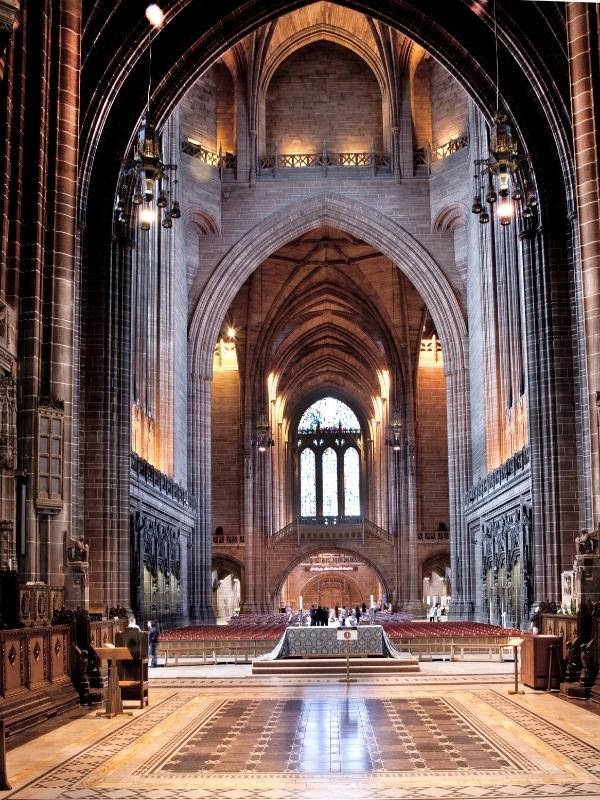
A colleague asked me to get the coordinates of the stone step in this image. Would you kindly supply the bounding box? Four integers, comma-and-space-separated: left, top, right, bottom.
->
252, 656, 420, 675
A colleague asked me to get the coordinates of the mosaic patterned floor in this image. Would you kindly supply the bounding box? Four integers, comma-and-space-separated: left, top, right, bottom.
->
5, 682, 600, 799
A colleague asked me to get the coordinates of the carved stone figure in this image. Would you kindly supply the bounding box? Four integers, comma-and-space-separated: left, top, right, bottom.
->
575, 528, 599, 556
564, 637, 582, 682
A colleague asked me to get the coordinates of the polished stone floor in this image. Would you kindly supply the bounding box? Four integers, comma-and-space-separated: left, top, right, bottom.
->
3, 664, 600, 800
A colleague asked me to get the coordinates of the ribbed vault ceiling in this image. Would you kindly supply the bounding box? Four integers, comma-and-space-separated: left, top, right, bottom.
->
227, 226, 431, 424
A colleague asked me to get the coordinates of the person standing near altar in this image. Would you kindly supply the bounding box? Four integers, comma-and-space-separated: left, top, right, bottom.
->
147, 620, 159, 667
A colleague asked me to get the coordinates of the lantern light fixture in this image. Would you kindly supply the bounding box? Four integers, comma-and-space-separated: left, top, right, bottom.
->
145, 4, 164, 28
385, 410, 402, 451
115, 9, 180, 231
471, 1, 536, 227
472, 111, 536, 226
251, 411, 274, 452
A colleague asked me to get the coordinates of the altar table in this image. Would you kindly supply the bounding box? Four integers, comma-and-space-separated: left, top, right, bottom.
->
257, 625, 404, 660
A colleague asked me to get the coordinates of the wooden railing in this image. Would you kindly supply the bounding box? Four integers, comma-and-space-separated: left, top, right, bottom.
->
540, 612, 577, 659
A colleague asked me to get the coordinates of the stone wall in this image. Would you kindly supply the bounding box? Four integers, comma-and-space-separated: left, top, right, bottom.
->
430, 60, 469, 151
416, 359, 449, 532
265, 41, 383, 155
211, 366, 242, 541
180, 69, 217, 150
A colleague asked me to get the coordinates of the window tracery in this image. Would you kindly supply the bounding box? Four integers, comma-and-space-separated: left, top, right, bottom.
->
296, 398, 361, 519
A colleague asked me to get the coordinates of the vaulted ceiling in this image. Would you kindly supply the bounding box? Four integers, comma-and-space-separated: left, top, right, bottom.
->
225, 226, 432, 424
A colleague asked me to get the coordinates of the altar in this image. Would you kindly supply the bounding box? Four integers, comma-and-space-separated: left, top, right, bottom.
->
257, 625, 406, 660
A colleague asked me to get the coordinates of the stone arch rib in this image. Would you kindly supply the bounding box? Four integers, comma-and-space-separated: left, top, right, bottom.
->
189, 192, 467, 379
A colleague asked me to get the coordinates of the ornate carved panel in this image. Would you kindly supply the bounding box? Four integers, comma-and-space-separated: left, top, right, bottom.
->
130, 508, 183, 625
0, 375, 16, 470
480, 502, 532, 628
36, 398, 65, 510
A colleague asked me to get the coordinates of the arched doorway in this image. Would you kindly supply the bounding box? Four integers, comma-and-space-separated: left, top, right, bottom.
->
212, 556, 243, 623
278, 550, 385, 611
421, 554, 451, 610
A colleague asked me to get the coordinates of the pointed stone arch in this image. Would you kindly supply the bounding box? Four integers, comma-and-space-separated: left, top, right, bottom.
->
189, 193, 467, 376
269, 545, 393, 601
188, 192, 472, 620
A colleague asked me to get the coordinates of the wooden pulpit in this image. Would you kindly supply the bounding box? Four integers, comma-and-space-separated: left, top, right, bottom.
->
94, 646, 133, 718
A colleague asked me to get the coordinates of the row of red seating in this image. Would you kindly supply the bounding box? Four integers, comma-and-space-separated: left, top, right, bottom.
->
159, 620, 524, 641
160, 624, 287, 641
382, 621, 525, 638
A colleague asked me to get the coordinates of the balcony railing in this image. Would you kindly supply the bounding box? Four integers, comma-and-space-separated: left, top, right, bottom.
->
181, 140, 237, 175
268, 516, 394, 547
299, 515, 362, 526
430, 133, 469, 162
413, 132, 469, 172
213, 532, 245, 547
417, 530, 450, 543
259, 150, 391, 177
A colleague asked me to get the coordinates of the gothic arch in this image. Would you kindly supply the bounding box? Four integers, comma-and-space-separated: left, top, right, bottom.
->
80, 1, 573, 227
269, 545, 393, 600
189, 193, 467, 378
296, 571, 368, 606
261, 27, 388, 97
188, 191, 471, 616
432, 203, 469, 233
421, 552, 451, 581
212, 554, 244, 582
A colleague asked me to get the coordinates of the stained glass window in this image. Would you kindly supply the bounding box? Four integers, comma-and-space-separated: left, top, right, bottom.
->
298, 397, 360, 431
322, 447, 338, 516
300, 448, 316, 516
344, 447, 360, 516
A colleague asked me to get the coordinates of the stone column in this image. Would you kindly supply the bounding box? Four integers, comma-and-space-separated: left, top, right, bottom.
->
47, 0, 81, 593
240, 448, 258, 613
405, 435, 421, 611
83, 232, 133, 611
3, 0, 82, 591
567, 4, 600, 518
188, 371, 215, 622
241, 445, 270, 613
399, 74, 414, 178
248, 130, 257, 186
446, 364, 474, 618
391, 126, 402, 182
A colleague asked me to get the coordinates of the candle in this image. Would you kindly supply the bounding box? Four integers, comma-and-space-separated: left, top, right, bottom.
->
299, 595, 303, 610
370, 594, 375, 608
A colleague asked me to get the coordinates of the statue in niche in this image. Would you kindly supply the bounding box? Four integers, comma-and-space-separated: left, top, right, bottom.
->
66, 534, 89, 607
575, 528, 598, 556
67, 535, 89, 563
